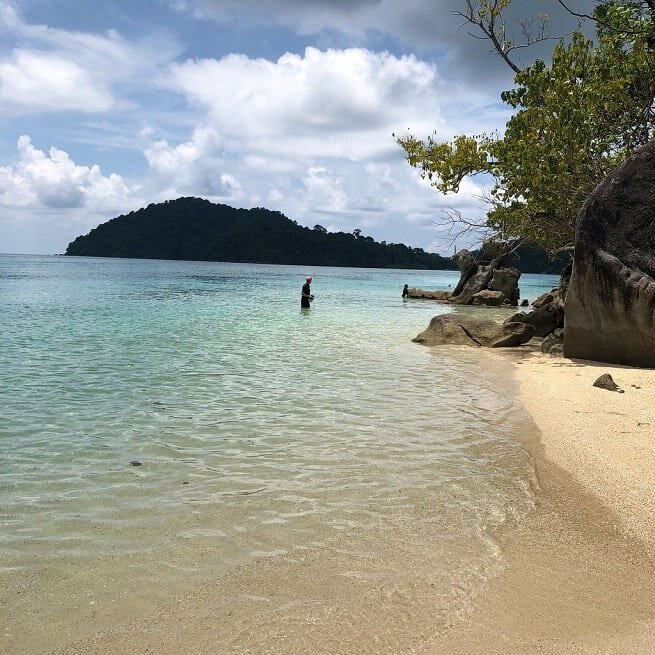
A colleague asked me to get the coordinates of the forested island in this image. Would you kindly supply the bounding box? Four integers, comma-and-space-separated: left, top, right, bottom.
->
65, 197, 565, 272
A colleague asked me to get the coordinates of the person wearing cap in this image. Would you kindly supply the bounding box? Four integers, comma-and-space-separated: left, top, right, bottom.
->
301, 276, 314, 308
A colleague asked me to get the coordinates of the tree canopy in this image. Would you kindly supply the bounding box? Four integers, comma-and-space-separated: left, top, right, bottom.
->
64, 197, 457, 270
397, 0, 655, 254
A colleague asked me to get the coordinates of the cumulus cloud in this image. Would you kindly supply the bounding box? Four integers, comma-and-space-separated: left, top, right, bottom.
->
167, 47, 448, 158
174, 0, 596, 87
0, 0, 537, 254
141, 45, 493, 243
0, 135, 132, 210
0, 0, 180, 116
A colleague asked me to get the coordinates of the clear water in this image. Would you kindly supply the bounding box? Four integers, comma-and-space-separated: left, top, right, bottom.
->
0, 255, 559, 650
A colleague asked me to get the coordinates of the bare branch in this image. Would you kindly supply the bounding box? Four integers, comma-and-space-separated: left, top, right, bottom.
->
453, 0, 567, 74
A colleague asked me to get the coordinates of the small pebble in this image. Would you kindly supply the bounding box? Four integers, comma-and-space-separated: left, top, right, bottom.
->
129, 460, 142, 467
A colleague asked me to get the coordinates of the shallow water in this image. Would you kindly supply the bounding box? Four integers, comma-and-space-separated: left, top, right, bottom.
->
0, 255, 559, 652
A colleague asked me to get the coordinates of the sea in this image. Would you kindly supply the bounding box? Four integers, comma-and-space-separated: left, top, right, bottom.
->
0, 255, 560, 653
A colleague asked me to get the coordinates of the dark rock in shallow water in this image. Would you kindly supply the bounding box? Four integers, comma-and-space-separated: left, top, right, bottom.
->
506, 300, 564, 338
413, 314, 534, 348
471, 289, 507, 306
129, 460, 142, 467
488, 267, 521, 305
565, 141, 655, 366
407, 288, 451, 300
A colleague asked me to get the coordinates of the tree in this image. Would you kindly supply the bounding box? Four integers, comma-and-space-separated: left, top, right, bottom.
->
398, 1, 655, 254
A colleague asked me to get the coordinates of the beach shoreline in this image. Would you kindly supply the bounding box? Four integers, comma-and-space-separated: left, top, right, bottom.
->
430, 348, 655, 653
8, 346, 655, 654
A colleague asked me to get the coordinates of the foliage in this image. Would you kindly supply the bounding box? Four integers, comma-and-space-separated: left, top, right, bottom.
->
64, 197, 459, 270
397, 0, 655, 254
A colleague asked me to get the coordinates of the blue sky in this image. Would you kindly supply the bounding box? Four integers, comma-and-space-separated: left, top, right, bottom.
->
0, 0, 592, 255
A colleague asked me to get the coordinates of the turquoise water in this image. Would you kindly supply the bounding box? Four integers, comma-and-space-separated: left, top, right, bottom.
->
0, 255, 559, 652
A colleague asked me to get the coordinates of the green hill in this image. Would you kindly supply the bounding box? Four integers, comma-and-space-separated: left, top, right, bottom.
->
64, 197, 457, 270
65, 197, 568, 273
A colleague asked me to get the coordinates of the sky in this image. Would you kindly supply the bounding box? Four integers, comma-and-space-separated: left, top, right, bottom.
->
0, 0, 594, 255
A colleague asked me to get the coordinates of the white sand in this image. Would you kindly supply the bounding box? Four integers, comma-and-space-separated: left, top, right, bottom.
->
430, 349, 655, 654
512, 351, 655, 543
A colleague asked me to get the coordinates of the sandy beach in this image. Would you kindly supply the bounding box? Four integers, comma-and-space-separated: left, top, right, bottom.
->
10, 349, 655, 654
514, 351, 655, 544
431, 349, 655, 653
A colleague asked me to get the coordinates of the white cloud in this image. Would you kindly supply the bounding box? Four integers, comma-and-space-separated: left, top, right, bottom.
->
0, 0, 514, 254
0, 135, 132, 210
0, 50, 115, 113
168, 47, 445, 159
0, 0, 180, 116
174, 0, 596, 86
144, 47, 495, 238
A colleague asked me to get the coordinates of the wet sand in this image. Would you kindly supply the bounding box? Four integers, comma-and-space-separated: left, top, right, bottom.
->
13, 351, 655, 654
431, 350, 655, 653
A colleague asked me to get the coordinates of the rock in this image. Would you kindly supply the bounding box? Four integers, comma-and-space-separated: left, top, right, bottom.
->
452, 250, 478, 297
488, 267, 521, 305
565, 141, 655, 367
406, 288, 451, 301
450, 261, 497, 305
504, 301, 564, 337
129, 460, 142, 466
532, 290, 558, 309
592, 373, 624, 393
521, 299, 529, 307
471, 289, 507, 306
413, 314, 535, 348
558, 261, 572, 299
541, 328, 564, 356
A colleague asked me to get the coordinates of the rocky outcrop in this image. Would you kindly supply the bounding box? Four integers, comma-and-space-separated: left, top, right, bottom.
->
541, 328, 564, 356
406, 248, 522, 306
412, 314, 534, 348
488, 267, 521, 305
472, 290, 507, 306
447, 250, 521, 306
564, 141, 655, 367
406, 288, 451, 300
505, 299, 565, 338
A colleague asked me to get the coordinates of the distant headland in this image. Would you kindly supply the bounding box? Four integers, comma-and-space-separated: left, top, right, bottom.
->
64, 197, 565, 272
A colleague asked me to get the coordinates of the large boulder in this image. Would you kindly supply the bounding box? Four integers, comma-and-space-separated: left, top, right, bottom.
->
406, 288, 451, 300
452, 249, 478, 297
565, 141, 655, 366
505, 300, 564, 337
413, 314, 534, 348
450, 251, 521, 306
471, 289, 507, 306
450, 262, 496, 305
488, 267, 521, 305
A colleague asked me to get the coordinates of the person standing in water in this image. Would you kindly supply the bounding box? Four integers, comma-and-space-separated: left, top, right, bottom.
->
402, 284, 409, 298
301, 276, 314, 308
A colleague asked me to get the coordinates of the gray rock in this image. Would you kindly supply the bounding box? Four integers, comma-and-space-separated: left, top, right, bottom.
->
565, 141, 655, 366
452, 250, 478, 297
413, 314, 535, 348
450, 262, 497, 305
504, 301, 564, 337
532, 290, 558, 309
541, 328, 564, 356
592, 373, 624, 393
471, 289, 506, 306
407, 288, 451, 301
488, 267, 521, 305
